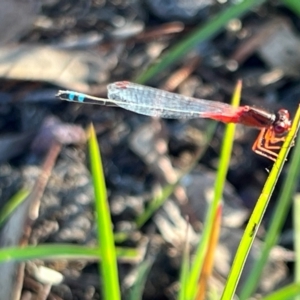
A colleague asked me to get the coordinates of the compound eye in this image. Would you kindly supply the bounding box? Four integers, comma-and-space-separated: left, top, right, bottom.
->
279, 109, 290, 118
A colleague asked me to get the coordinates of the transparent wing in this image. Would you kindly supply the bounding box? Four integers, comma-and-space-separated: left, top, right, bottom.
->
107, 81, 239, 119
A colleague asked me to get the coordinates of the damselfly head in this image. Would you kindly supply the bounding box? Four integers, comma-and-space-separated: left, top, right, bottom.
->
274, 109, 291, 135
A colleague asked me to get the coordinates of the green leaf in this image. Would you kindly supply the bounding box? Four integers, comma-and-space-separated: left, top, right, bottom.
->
222, 105, 300, 300
135, 0, 265, 84
0, 188, 30, 226
185, 81, 242, 300
88, 124, 121, 300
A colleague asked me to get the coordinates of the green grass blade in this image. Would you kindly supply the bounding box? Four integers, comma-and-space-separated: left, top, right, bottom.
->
135, 182, 176, 229
115, 119, 216, 245
135, 0, 265, 84
238, 105, 300, 299
128, 257, 155, 300
185, 81, 242, 300
281, 0, 300, 17
179, 219, 191, 300
133, 121, 216, 230
196, 204, 222, 299
88, 124, 121, 300
0, 188, 30, 226
0, 244, 138, 262
294, 194, 300, 300
261, 283, 300, 300
222, 105, 300, 300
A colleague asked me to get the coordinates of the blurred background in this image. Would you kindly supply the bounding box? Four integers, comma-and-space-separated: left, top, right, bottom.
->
0, 0, 300, 299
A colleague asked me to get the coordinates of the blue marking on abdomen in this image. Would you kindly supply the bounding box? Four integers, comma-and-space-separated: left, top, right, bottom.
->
78, 94, 85, 102
68, 92, 75, 101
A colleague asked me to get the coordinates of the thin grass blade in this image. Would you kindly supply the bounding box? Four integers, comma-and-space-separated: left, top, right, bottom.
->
88, 124, 121, 300
261, 282, 300, 300
238, 105, 300, 299
179, 218, 192, 300
222, 105, 300, 300
133, 121, 216, 231
185, 81, 242, 300
135, 0, 265, 84
281, 0, 300, 17
0, 244, 138, 262
196, 204, 222, 300
294, 194, 300, 300
128, 253, 156, 300
0, 188, 30, 226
